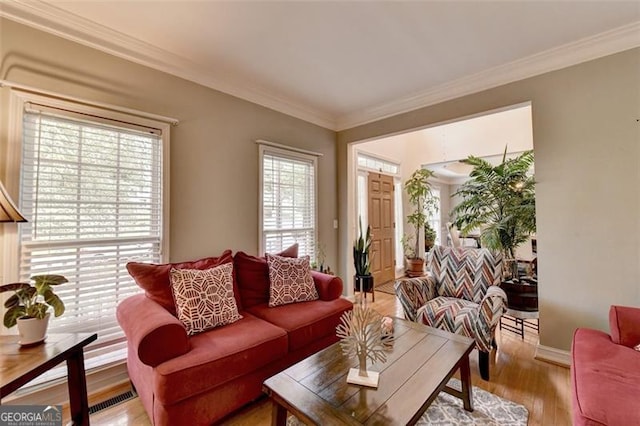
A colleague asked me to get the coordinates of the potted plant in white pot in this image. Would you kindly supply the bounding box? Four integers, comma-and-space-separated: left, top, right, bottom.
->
1, 274, 67, 345
404, 168, 438, 276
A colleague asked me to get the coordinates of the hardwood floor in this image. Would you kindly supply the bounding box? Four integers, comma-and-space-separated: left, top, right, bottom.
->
86, 291, 571, 425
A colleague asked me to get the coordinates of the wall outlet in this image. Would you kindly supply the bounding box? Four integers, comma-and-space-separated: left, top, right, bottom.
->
333, 219, 338, 229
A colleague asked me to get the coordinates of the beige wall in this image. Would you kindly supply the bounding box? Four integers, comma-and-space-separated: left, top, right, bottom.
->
338, 48, 640, 351
0, 19, 338, 271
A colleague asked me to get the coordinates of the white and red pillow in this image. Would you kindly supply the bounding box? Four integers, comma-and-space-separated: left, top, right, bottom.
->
169, 262, 242, 335
266, 254, 318, 307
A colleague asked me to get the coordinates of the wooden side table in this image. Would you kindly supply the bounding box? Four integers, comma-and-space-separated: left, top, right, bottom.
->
1, 333, 97, 426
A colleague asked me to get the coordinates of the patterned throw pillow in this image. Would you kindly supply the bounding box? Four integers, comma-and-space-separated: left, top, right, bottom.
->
169, 262, 242, 335
266, 254, 318, 307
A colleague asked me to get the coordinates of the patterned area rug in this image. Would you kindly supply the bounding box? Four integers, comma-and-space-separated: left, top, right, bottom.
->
288, 378, 528, 425
375, 280, 397, 295
419, 378, 528, 425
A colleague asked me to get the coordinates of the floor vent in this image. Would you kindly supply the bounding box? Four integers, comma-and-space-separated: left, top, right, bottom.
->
89, 390, 135, 414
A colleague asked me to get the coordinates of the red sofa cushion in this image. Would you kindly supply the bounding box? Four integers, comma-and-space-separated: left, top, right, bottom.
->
127, 250, 236, 315
153, 312, 287, 405
609, 305, 640, 348
247, 297, 353, 352
234, 244, 298, 308
571, 328, 640, 426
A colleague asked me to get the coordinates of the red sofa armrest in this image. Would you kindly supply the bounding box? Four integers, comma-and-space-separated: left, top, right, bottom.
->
609, 305, 640, 347
311, 271, 343, 301
117, 294, 190, 367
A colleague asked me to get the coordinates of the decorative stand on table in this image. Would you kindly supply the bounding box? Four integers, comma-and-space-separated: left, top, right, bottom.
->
335, 301, 393, 388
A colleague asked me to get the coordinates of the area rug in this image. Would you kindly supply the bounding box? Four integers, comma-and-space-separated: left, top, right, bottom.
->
288, 378, 528, 425
375, 280, 397, 295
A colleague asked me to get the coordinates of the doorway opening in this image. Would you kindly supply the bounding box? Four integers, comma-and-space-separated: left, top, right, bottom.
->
347, 102, 534, 295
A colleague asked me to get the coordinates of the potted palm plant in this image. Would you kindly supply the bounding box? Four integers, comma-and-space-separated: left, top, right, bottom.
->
451, 149, 535, 279
404, 168, 438, 275
1, 274, 67, 345
353, 217, 373, 297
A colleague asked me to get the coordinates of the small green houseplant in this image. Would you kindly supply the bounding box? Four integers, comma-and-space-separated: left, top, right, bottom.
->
1, 274, 67, 344
404, 168, 438, 274
353, 217, 373, 297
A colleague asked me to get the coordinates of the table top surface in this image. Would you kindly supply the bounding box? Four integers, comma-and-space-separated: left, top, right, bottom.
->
1, 333, 97, 393
263, 318, 474, 425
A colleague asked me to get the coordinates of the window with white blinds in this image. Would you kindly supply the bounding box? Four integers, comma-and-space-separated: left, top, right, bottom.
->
260, 147, 317, 259
19, 108, 165, 366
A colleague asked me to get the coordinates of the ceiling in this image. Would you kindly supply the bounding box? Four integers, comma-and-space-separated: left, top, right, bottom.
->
2, 1, 639, 130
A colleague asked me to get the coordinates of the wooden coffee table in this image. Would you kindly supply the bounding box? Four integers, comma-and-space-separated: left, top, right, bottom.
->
263, 318, 475, 425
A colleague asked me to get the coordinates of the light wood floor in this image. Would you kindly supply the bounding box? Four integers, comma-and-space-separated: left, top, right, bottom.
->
86, 291, 571, 425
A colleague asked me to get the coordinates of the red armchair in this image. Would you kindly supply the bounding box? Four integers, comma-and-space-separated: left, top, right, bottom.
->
571, 305, 640, 426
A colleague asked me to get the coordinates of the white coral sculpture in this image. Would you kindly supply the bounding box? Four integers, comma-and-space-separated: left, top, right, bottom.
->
336, 305, 392, 377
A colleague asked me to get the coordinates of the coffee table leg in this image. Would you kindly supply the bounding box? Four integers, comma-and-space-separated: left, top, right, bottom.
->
460, 353, 473, 412
271, 400, 287, 426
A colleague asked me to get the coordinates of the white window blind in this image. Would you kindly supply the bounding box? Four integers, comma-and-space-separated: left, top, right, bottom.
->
261, 148, 316, 258
19, 109, 164, 365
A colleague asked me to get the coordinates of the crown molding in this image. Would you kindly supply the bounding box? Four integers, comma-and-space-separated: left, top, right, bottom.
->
2, 1, 638, 133
336, 21, 640, 131
0, 0, 338, 130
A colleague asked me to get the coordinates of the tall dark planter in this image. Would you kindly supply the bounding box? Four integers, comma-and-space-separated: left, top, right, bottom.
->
354, 275, 374, 292
354, 274, 374, 302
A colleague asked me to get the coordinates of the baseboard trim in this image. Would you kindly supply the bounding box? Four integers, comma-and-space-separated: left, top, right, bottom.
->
3, 361, 130, 406
535, 344, 571, 368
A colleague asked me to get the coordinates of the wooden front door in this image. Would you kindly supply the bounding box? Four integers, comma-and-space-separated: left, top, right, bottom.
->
368, 173, 396, 285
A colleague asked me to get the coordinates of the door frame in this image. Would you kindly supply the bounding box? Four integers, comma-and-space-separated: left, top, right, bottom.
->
349, 149, 403, 296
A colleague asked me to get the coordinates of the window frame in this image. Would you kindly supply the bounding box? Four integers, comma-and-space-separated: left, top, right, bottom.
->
2, 89, 171, 339
258, 144, 318, 258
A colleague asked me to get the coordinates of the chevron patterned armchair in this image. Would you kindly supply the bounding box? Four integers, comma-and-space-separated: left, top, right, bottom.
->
395, 245, 506, 380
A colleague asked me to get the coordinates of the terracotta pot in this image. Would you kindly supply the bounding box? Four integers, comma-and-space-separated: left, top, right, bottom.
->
17, 312, 50, 346
406, 258, 425, 276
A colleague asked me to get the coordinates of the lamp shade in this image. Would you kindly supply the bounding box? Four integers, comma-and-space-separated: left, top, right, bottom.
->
0, 180, 27, 222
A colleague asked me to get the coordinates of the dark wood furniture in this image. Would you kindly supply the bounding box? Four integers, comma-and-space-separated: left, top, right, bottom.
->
500, 279, 538, 312
263, 318, 475, 425
1, 333, 97, 426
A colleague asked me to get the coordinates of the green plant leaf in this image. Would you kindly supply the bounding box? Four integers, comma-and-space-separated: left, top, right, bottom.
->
4, 306, 25, 328
4, 294, 20, 308
43, 289, 65, 317
31, 274, 68, 286
33, 274, 67, 296
0, 283, 31, 293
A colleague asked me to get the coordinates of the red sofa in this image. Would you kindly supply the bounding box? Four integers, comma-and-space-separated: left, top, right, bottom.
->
117, 251, 352, 425
571, 305, 640, 426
